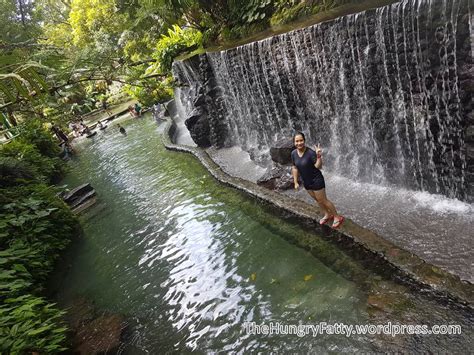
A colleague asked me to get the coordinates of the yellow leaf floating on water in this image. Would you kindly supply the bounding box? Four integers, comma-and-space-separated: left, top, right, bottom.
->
250, 273, 257, 281
304, 274, 313, 282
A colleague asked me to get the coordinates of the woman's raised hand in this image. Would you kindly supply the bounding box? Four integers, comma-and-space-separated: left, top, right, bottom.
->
314, 143, 322, 155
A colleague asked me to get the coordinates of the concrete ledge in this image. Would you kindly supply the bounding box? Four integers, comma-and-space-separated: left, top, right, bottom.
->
161, 119, 473, 309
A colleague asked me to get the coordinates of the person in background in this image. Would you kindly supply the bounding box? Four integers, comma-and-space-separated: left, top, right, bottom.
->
82, 124, 91, 135
52, 125, 74, 153
71, 123, 81, 137
291, 132, 344, 229
51, 125, 69, 144
128, 105, 136, 117
102, 98, 113, 116
117, 123, 127, 135
152, 103, 163, 122
134, 102, 142, 117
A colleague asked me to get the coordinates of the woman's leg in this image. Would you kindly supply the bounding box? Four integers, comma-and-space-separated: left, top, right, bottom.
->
307, 189, 331, 217
311, 189, 341, 219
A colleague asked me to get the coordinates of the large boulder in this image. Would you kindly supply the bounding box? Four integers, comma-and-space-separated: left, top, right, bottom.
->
61, 183, 96, 213
270, 138, 294, 165
62, 183, 93, 203
257, 166, 293, 191
75, 314, 126, 354
65, 298, 127, 355
185, 108, 211, 147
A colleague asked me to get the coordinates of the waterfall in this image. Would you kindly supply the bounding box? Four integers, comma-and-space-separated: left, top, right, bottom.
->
173, 0, 473, 202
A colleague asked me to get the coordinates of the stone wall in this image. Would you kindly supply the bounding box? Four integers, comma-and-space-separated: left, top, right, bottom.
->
172, 0, 473, 202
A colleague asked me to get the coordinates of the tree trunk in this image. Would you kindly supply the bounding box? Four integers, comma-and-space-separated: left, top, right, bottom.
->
18, 0, 26, 27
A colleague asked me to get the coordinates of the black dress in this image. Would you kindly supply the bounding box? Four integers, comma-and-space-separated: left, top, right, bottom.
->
291, 148, 325, 191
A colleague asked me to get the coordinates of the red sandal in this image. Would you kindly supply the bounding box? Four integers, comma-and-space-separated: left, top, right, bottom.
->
319, 215, 334, 225
332, 216, 345, 229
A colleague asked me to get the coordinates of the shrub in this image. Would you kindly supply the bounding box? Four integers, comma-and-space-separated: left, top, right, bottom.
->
270, 1, 311, 26
0, 294, 67, 354
0, 141, 64, 183
234, 0, 273, 25
124, 76, 174, 107
0, 157, 37, 187
0, 142, 78, 353
16, 119, 61, 158
0, 186, 78, 353
270, 0, 341, 26
154, 25, 203, 73
220, 21, 269, 42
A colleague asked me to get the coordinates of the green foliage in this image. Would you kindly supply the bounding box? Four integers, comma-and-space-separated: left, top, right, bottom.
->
0, 110, 78, 354
0, 64, 50, 105
0, 294, 68, 354
270, 0, 341, 26
0, 118, 67, 183
236, 0, 273, 24
220, 21, 269, 42
0, 157, 36, 187
124, 76, 174, 106
0, 0, 42, 44
108, 91, 132, 106
270, 1, 309, 26
0, 185, 78, 354
0, 141, 64, 184
69, 0, 125, 48
16, 119, 61, 158
154, 25, 203, 73
0, 191, 76, 271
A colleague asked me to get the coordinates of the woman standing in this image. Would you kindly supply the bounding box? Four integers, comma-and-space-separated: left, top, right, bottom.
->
291, 132, 344, 229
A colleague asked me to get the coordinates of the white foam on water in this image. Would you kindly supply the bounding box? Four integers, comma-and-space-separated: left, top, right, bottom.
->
410, 191, 473, 215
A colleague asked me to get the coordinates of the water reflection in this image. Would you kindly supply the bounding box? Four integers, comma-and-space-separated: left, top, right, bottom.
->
58, 117, 472, 353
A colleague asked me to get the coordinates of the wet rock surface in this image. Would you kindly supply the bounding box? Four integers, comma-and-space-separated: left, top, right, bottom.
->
173, 0, 473, 203
61, 183, 97, 213
257, 166, 294, 191
64, 298, 127, 354
270, 138, 294, 165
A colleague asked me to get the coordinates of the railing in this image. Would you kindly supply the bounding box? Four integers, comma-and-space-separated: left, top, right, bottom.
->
0, 128, 19, 144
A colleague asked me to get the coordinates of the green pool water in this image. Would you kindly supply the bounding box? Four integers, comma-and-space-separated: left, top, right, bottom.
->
57, 115, 472, 353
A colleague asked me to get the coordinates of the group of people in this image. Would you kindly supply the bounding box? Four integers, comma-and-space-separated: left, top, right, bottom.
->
69, 120, 91, 137
128, 103, 142, 117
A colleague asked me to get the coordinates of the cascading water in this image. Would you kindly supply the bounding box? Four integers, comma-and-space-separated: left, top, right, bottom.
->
173, 0, 473, 202
172, 62, 199, 146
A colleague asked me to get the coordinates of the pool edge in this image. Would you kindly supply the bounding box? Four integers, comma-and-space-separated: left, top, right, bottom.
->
161, 118, 473, 310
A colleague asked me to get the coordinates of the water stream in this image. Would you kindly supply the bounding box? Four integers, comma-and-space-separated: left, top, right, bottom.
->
172, 0, 474, 282
57, 116, 472, 353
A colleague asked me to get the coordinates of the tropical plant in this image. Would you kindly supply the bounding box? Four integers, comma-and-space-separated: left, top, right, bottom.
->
0, 157, 36, 187
154, 25, 203, 73
0, 294, 68, 353
15, 119, 61, 158
0, 140, 62, 183
0, 185, 78, 354
124, 76, 174, 106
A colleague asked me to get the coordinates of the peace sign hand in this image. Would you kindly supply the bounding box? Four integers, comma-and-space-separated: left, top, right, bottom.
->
314, 143, 322, 155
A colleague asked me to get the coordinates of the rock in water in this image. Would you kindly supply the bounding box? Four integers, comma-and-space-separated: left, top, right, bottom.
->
61, 183, 97, 213
257, 166, 294, 191
270, 138, 294, 165
64, 298, 127, 354
75, 314, 126, 354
